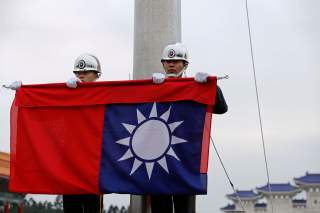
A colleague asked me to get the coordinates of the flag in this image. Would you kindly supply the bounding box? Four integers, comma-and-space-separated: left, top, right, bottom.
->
9, 77, 217, 195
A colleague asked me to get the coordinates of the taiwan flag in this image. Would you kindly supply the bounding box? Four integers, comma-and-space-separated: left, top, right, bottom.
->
9, 77, 217, 195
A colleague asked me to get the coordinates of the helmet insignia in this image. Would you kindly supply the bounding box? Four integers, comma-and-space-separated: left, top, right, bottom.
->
78, 60, 86, 69
168, 49, 176, 58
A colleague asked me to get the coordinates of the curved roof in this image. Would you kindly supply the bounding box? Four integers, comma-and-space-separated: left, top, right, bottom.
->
256, 183, 300, 194
221, 204, 235, 210
221, 204, 235, 211
227, 190, 261, 200
294, 172, 320, 185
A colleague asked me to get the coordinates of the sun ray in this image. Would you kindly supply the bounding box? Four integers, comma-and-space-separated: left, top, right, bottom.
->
171, 135, 187, 145
157, 157, 169, 173
160, 106, 171, 122
118, 149, 134, 161
168, 121, 184, 133
122, 123, 136, 134
166, 147, 180, 161
116, 103, 189, 179
115, 137, 130, 146
137, 109, 146, 124
145, 162, 154, 179
149, 103, 158, 118
130, 159, 143, 175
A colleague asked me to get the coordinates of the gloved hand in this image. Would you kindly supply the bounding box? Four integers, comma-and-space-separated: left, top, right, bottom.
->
194, 72, 209, 83
3, 81, 22, 90
66, 77, 80, 88
152, 73, 166, 84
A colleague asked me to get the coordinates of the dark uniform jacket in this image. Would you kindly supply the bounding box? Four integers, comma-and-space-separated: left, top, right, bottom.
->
213, 86, 228, 114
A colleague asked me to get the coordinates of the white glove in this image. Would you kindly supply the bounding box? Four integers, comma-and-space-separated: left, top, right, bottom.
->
3, 81, 22, 90
66, 77, 80, 88
152, 73, 166, 84
194, 72, 209, 83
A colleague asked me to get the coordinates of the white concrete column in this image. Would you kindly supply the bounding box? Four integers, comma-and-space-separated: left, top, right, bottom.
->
131, 1, 182, 212
133, 0, 181, 79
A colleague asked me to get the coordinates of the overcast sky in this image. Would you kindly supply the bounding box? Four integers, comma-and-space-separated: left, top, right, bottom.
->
1, 1, 319, 212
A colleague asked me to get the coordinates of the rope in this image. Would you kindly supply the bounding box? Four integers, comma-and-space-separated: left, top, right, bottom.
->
244, 1, 274, 212
210, 135, 246, 213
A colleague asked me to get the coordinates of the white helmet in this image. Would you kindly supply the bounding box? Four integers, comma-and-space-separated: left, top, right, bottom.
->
161, 43, 189, 77
73, 53, 101, 76
161, 43, 189, 64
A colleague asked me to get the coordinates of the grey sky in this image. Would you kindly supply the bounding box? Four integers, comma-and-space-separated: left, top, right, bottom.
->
1, 1, 319, 212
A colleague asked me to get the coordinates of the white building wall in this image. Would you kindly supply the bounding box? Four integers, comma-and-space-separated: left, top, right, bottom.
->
234, 200, 255, 213
223, 185, 320, 213
265, 195, 293, 213
292, 206, 307, 213
305, 187, 320, 212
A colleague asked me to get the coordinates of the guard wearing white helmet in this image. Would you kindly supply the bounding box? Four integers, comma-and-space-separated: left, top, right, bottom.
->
3, 54, 102, 90
153, 42, 210, 83
4, 54, 104, 212
63, 53, 104, 213
161, 43, 189, 77
151, 43, 228, 213
66, 53, 102, 88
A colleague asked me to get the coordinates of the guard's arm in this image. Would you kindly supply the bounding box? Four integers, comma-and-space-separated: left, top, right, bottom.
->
213, 86, 228, 114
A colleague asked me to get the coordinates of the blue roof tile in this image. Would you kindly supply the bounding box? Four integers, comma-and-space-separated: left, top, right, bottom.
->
221, 204, 235, 210
227, 190, 260, 198
255, 203, 267, 208
256, 183, 299, 192
294, 173, 320, 184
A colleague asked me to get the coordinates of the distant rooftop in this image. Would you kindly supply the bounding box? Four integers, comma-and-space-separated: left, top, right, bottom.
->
292, 199, 307, 208
221, 172, 319, 212
294, 172, 320, 185
221, 204, 235, 211
227, 190, 261, 200
256, 183, 300, 193
254, 203, 267, 208
292, 199, 306, 204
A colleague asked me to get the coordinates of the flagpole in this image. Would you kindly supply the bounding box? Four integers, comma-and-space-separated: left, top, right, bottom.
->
131, 0, 182, 212
133, 0, 181, 79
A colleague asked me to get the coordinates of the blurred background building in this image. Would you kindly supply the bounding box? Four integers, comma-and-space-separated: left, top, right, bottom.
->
221, 172, 320, 213
0, 152, 24, 213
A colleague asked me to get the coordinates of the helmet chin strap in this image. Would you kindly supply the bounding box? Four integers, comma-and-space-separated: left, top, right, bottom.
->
165, 68, 186, 78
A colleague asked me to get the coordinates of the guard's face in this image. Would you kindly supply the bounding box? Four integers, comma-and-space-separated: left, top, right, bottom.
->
162, 60, 185, 78
74, 71, 98, 82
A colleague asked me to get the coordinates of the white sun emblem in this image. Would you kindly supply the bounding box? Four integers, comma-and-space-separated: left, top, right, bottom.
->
116, 103, 188, 180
